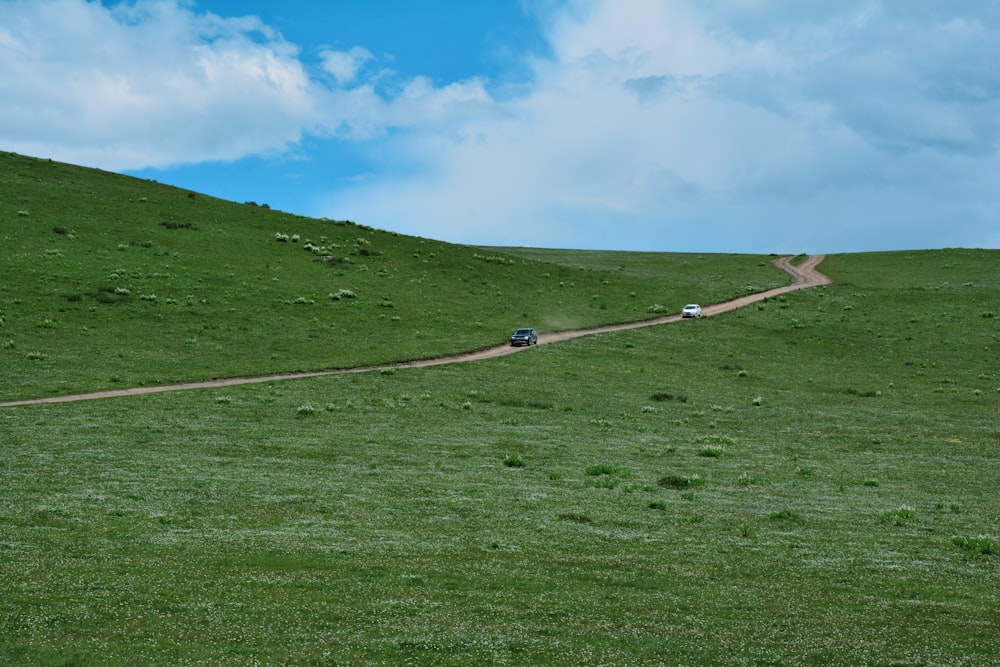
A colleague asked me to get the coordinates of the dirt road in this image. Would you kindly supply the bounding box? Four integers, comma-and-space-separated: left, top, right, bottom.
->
0, 255, 830, 407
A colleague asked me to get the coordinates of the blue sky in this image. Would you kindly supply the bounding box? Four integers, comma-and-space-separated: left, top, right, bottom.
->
2, 0, 998, 253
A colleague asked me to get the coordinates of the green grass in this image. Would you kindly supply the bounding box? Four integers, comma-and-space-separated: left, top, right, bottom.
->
1, 153, 999, 664
0, 151, 782, 401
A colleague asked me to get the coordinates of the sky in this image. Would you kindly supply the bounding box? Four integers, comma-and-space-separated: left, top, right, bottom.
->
1, 0, 998, 253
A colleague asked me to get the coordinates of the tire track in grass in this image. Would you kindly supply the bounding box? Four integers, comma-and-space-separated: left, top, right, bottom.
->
0, 255, 830, 407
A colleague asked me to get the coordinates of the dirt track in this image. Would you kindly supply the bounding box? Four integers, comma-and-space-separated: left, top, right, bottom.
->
0, 255, 830, 407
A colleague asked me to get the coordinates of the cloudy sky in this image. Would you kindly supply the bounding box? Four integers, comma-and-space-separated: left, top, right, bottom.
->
2, 0, 998, 253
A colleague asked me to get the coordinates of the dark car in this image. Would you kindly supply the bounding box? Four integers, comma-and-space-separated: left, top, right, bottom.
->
510, 327, 538, 346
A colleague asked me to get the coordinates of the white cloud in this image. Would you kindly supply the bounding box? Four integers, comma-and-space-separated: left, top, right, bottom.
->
1, 0, 996, 251
324, 0, 1000, 251
320, 46, 373, 86
0, 0, 503, 168
0, 0, 319, 169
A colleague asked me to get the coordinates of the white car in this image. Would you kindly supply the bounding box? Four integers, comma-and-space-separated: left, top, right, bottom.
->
681, 304, 703, 318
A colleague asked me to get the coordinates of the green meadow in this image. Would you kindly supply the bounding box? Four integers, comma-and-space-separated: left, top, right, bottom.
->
0, 151, 781, 402
1, 152, 998, 665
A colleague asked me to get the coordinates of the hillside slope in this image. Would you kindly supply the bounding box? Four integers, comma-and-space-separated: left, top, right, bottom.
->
1, 151, 784, 400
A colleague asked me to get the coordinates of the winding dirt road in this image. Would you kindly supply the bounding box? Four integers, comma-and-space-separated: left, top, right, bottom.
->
0, 255, 830, 407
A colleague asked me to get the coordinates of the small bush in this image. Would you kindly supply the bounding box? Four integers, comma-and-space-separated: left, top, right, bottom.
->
650, 391, 687, 403
648, 500, 667, 511
499, 398, 553, 410
658, 474, 704, 490
319, 255, 348, 268
558, 512, 593, 524
879, 505, 917, 526
52, 225, 69, 235
698, 446, 724, 458
296, 404, 317, 416
472, 253, 515, 265
697, 434, 734, 445
585, 464, 618, 476
503, 455, 526, 468
952, 535, 997, 557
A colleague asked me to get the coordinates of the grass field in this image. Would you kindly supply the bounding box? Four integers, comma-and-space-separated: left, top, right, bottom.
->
0, 151, 781, 402
1, 153, 998, 665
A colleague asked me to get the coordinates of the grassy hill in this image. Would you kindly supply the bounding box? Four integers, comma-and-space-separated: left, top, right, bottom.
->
1, 152, 998, 665
0, 151, 782, 401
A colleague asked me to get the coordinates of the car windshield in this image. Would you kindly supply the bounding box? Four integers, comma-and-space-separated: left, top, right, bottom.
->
515, 329, 532, 334
684, 305, 698, 310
